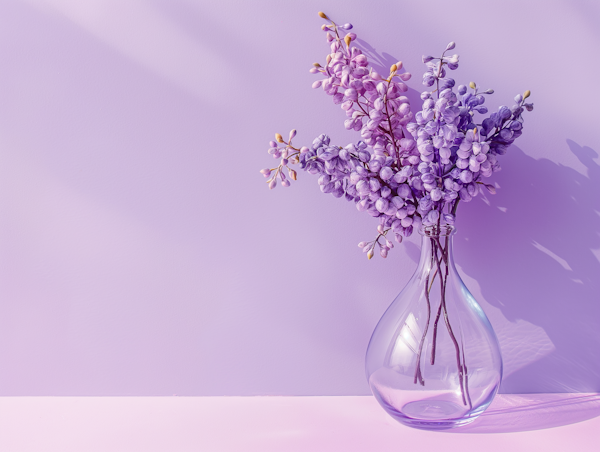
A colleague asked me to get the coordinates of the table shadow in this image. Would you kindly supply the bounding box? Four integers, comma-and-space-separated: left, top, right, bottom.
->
449, 393, 600, 433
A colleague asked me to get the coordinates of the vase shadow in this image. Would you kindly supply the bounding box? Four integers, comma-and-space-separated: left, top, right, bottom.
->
449, 393, 600, 433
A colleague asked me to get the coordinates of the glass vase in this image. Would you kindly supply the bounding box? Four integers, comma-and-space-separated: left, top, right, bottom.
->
365, 224, 502, 430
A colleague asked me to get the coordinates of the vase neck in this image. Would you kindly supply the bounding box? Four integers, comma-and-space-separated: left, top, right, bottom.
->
417, 225, 456, 272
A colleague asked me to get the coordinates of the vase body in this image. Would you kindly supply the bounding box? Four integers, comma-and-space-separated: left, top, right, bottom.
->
365, 225, 502, 430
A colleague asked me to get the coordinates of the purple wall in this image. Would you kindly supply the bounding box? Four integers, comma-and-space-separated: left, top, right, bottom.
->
0, 0, 598, 395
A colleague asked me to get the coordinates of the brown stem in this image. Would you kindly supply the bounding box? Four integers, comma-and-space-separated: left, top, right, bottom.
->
439, 241, 470, 406
451, 198, 460, 216
461, 346, 473, 409
430, 300, 443, 365
441, 293, 467, 406
414, 268, 432, 386
384, 93, 401, 161
427, 239, 470, 406
430, 240, 445, 365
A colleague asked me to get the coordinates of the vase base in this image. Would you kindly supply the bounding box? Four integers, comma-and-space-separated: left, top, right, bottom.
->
385, 400, 480, 430
396, 416, 477, 431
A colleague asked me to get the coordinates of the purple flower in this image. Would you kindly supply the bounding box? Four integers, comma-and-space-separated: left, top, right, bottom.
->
262, 29, 533, 259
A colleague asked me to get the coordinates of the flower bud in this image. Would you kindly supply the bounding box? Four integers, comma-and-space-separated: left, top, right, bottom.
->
275, 133, 284, 143
469, 81, 476, 89
344, 35, 352, 47
375, 198, 389, 213
289, 129, 296, 141
400, 216, 413, 227
288, 169, 297, 180
446, 42, 456, 50
443, 213, 455, 225
427, 210, 440, 224
459, 169, 473, 184
269, 179, 277, 189
367, 248, 374, 260
483, 183, 496, 194
390, 64, 397, 73
358, 241, 368, 248
523, 90, 531, 99
369, 178, 381, 192
431, 188, 443, 202
318, 11, 329, 19
380, 167, 394, 181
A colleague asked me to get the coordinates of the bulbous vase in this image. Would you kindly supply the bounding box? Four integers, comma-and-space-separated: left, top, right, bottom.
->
365, 225, 502, 430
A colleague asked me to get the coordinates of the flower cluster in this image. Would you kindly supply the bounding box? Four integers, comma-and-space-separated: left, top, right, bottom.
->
261, 12, 533, 259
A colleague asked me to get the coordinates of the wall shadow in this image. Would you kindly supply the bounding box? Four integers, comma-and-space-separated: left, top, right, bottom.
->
161, 8, 599, 399
349, 39, 600, 397
457, 141, 600, 393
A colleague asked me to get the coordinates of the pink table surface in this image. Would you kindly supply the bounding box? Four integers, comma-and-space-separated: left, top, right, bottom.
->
0, 394, 598, 451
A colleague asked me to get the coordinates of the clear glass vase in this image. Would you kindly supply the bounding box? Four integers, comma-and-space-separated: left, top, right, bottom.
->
365, 224, 502, 430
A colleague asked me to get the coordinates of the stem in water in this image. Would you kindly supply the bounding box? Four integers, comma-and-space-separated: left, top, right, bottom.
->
413, 235, 471, 407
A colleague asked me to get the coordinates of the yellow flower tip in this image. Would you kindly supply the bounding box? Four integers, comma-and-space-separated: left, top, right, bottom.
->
390, 64, 398, 73
275, 133, 284, 143
313, 62, 321, 67
469, 81, 476, 89
318, 11, 329, 20
289, 169, 297, 181
344, 35, 352, 47
367, 249, 374, 260
326, 54, 332, 64
523, 90, 531, 99
473, 127, 478, 136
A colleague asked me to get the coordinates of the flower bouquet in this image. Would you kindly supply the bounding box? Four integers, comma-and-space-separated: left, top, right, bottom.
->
260, 12, 533, 430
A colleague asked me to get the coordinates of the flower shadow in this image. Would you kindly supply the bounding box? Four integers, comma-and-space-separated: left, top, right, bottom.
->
457, 141, 600, 394
354, 38, 423, 109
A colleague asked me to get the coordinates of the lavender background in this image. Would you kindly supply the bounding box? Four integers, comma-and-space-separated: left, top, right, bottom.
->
0, 0, 598, 396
